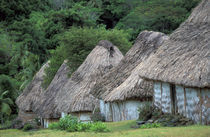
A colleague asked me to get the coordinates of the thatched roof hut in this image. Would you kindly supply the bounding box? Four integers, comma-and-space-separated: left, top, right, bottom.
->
102, 64, 155, 122
138, 0, 210, 88
16, 62, 49, 123
137, 0, 210, 124
91, 31, 169, 100
54, 40, 123, 119
34, 60, 69, 119
16, 62, 49, 112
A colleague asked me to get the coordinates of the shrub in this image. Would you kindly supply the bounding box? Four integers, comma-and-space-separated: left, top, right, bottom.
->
48, 122, 60, 130
76, 122, 92, 132
22, 123, 33, 131
58, 115, 78, 130
89, 122, 110, 132
0, 120, 12, 129
11, 119, 23, 129
138, 102, 153, 121
48, 115, 109, 132
66, 124, 77, 132
91, 108, 105, 122
140, 123, 161, 129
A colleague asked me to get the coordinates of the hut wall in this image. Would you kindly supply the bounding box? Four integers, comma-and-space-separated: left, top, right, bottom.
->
18, 110, 37, 123
79, 113, 91, 121
43, 118, 59, 128
185, 88, 200, 123
99, 100, 113, 121
153, 82, 210, 124
43, 119, 48, 128
70, 112, 92, 122
124, 101, 145, 120
176, 86, 185, 116
61, 112, 67, 118
100, 100, 106, 117
110, 100, 150, 122
201, 89, 210, 125
111, 103, 121, 121
105, 102, 113, 121
161, 82, 172, 113
154, 82, 162, 109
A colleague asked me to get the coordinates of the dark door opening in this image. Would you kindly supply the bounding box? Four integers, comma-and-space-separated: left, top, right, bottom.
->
170, 84, 177, 114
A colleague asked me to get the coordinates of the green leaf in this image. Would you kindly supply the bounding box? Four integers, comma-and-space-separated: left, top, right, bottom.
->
1, 102, 12, 115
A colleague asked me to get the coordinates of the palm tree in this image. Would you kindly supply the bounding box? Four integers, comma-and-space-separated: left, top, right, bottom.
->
0, 90, 14, 124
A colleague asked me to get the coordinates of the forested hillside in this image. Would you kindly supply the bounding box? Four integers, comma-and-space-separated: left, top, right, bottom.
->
0, 0, 200, 124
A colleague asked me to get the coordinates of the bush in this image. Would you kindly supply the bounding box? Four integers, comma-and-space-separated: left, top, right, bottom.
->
91, 108, 105, 122
66, 123, 77, 132
48, 122, 60, 130
48, 115, 109, 132
22, 123, 33, 131
11, 119, 24, 129
140, 123, 161, 129
58, 115, 78, 130
0, 120, 12, 129
48, 115, 79, 131
76, 122, 92, 132
89, 122, 110, 132
138, 102, 153, 121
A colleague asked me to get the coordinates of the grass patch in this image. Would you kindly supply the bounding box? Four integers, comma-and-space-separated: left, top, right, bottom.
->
0, 120, 210, 137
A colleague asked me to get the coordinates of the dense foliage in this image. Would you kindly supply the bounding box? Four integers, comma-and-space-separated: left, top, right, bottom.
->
48, 115, 109, 132
116, 0, 201, 40
0, 0, 201, 124
43, 27, 131, 87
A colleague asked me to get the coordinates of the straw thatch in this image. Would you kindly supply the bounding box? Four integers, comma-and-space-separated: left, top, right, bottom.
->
138, 0, 210, 88
91, 31, 169, 100
16, 62, 49, 112
55, 40, 124, 113
34, 60, 69, 118
104, 65, 153, 102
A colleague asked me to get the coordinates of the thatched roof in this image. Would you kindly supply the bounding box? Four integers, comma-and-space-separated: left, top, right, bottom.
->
34, 60, 69, 118
104, 65, 153, 102
55, 40, 123, 114
91, 31, 169, 100
138, 0, 210, 88
16, 62, 49, 112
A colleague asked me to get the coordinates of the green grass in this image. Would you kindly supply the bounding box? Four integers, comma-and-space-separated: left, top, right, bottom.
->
0, 120, 210, 137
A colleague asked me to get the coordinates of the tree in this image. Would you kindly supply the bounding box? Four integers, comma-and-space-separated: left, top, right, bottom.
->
0, 91, 14, 124
99, 0, 139, 28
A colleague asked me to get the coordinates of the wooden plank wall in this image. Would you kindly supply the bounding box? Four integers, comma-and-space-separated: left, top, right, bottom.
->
153, 82, 210, 124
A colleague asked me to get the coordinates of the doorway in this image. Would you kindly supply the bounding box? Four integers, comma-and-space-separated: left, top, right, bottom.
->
170, 84, 177, 114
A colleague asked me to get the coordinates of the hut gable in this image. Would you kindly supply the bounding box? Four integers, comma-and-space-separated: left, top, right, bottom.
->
34, 60, 69, 118
55, 40, 123, 114
138, 0, 210, 88
91, 31, 169, 99
16, 62, 49, 112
